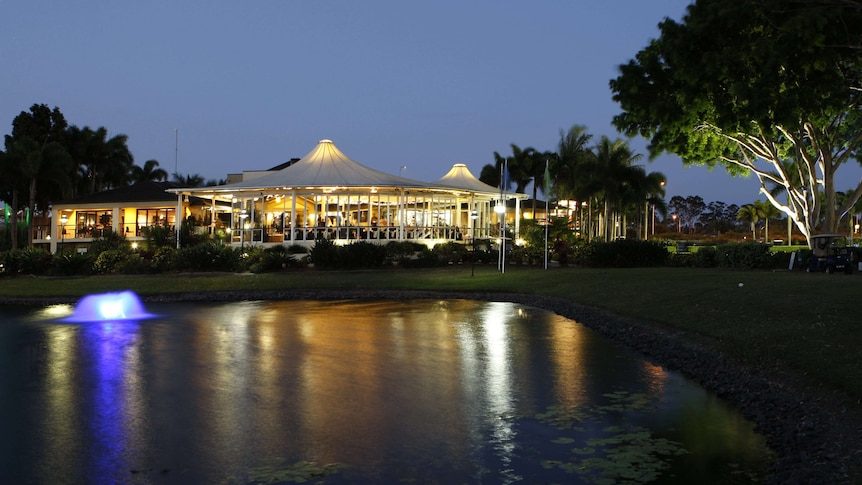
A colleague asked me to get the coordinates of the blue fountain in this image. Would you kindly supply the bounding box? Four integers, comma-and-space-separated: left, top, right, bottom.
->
64, 290, 155, 322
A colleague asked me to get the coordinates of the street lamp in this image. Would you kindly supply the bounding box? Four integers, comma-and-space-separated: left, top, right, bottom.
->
239, 209, 248, 250
672, 214, 680, 233
495, 201, 506, 273
60, 214, 68, 253
470, 210, 478, 277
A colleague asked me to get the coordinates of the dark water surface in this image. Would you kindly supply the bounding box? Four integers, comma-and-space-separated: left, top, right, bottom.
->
0, 299, 772, 483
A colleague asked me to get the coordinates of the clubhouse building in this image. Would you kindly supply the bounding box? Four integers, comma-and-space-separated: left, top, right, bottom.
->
42, 139, 528, 253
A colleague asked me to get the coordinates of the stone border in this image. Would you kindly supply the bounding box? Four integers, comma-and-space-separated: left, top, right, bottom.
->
5, 288, 861, 483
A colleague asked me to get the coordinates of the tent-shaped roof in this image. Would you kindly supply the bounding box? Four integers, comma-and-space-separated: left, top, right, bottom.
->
434, 163, 510, 195
219, 139, 430, 190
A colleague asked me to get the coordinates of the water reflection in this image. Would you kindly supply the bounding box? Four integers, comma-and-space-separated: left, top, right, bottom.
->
0, 300, 773, 484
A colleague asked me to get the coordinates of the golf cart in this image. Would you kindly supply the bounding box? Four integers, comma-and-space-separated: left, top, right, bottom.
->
806, 234, 854, 274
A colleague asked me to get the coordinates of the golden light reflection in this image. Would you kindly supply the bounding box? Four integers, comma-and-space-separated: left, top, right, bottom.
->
185, 302, 255, 470
32, 304, 74, 320
547, 315, 589, 408
641, 360, 668, 395
42, 325, 79, 474
479, 302, 516, 471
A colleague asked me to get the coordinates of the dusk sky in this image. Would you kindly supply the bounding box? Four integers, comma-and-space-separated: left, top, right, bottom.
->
3, 0, 783, 206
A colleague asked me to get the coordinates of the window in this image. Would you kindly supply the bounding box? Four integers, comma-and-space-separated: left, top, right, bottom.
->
136, 208, 176, 236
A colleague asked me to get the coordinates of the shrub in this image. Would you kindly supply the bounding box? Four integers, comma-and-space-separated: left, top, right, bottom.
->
691, 246, 718, 268
666, 252, 693, 267
310, 239, 340, 269
286, 244, 309, 254
401, 247, 441, 268
342, 241, 387, 268
432, 242, 469, 264
509, 244, 545, 266
141, 225, 174, 249
152, 246, 179, 273
179, 220, 210, 247
244, 245, 302, 273
385, 241, 419, 265
176, 242, 241, 272
716, 242, 774, 270
89, 231, 129, 256
572, 240, 669, 268
52, 252, 94, 276
93, 249, 132, 274
1, 247, 54, 276
770, 249, 794, 270
115, 253, 151, 274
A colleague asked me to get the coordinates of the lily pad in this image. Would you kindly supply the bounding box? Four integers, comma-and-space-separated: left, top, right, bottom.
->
243, 458, 346, 484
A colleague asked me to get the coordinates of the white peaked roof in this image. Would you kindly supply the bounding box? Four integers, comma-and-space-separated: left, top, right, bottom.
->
222, 139, 429, 189
433, 163, 504, 194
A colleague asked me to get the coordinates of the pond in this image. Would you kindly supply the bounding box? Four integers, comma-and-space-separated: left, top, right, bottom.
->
0, 298, 773, 484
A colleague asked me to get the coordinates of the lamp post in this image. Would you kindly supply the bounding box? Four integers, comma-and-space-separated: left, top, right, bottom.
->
239, 209, 248, 250
60, 214, 68, 253
470, 210, 478, 277
495, 202, 506, 273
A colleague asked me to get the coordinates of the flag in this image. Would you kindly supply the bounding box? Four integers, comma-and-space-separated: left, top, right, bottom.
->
543, 160, 553, 197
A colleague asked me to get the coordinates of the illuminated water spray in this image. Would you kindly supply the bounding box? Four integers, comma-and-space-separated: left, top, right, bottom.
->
64, 291, 155, 322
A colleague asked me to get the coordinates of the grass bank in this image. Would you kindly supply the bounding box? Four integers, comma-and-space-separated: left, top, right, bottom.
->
1, 265, 860, 404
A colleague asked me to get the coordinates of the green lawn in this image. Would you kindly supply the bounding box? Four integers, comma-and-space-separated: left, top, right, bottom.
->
2, 265, 860, 403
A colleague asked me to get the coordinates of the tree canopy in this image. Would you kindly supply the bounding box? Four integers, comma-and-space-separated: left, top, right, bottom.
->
1, 104, 171, 247
610, 0, 862, 247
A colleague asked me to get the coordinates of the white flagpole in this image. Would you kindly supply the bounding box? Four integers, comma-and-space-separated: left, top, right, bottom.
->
544, 159, 550, 270
498, 160, 507, 273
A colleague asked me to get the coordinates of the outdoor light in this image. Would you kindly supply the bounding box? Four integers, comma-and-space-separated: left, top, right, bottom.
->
60, 214, 68, 252
471, 210, 478, 277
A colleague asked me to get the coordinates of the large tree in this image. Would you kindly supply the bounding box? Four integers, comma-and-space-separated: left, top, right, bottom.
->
68, 125, 134, 195
611, 0, 862, 247
668, 195, 706, 234
3, 104, 73, 248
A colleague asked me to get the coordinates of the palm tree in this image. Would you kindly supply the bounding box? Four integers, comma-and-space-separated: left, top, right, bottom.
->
478, 163, 500, 188
754, 200, 781, 242
737, 204, 760, 240
591, 137, 644, 241
68, 126, 134, 195
487, 144, 536, 194
632, 170, 667, 239
527, 150, 557, 219
131, 159, 169, 183
553, 125, 593, 200
554, 125, 595, 239
172, 173, 207, 187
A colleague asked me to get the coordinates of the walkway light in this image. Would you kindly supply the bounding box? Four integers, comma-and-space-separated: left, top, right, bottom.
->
60, 214, 68, 253
471, 210, 478, 277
